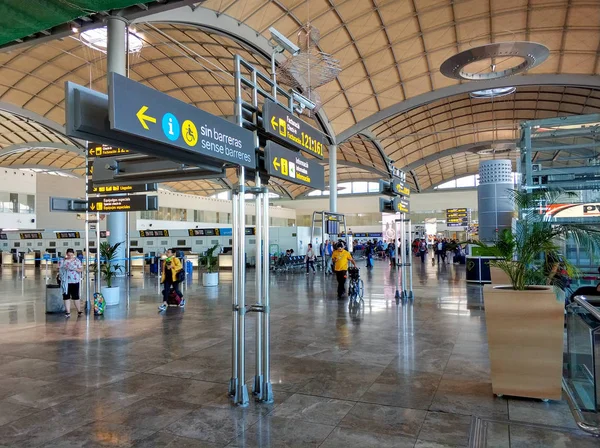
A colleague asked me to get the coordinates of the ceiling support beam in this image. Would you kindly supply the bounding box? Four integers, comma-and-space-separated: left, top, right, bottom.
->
357, 130, 391, 175
336, 74, 600, 143
410, 170, 421, 193
0, 142, 82, 158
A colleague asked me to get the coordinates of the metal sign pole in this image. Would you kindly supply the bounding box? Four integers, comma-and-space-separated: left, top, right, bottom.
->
253, 175, 263, 397
96, 214, 100, 293
85, 147, 90, 311
394, 217, 401, 300
235, 166, 249, 406
408, 218, 414, 299
260, 186, 273, 403
229, 189, 239, 397
401, 214, 408, 299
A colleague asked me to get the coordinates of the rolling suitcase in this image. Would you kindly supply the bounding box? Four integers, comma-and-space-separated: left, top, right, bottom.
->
167, 289, 182, 306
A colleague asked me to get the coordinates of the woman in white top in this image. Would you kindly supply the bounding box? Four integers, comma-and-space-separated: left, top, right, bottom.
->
305, 243, 316, 275
59, 248, 83, 318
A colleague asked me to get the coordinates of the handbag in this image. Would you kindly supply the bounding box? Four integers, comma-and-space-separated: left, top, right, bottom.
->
176, 269, 185, 282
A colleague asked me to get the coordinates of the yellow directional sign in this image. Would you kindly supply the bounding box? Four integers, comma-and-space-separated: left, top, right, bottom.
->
87, 195, 158, 213
265, 141, 325, 190
88, 143, 131, 158
263, 99, 326, 160
136, 106, 156, 130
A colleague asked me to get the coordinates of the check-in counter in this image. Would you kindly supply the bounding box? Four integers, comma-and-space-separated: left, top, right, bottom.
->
218, 253, 233, 270
130, 251, 146, 268
1, 252, 13, 265
24, 253, 36, 266
184, 253, 199, 267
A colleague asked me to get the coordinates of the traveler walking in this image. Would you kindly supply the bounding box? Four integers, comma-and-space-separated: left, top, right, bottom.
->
158, 249, 184, 311
365, 241, 374, 269
325, 240, 334, 274
418, 239, 428, 264
59, 248, 83, 318
331, 242, 357, 299
305, 243, 316, 275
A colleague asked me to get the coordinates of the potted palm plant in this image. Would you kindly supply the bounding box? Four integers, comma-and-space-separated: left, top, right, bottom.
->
200, 244, 219, 286
98, 241, 123, 306
477, 189, 600, 400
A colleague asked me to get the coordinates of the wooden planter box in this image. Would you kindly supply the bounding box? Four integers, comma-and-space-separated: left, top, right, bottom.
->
489, 266, 511, 285
483, 285, 564, 400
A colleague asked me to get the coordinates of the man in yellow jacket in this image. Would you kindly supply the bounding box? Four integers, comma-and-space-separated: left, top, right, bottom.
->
159, 249, 184, 311
331, 242, 357, 299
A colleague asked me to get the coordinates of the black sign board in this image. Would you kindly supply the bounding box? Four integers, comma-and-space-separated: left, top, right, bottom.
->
20, 232, 42, 239
245, 228, 256, 235
262, 99, 325, 160
109, 73, 255, 169
56, 232, 80, 239
379, 197, 410, 214
187, 228, 222, 237
264, 141, 325, 190
88, 195, 158, 213
391, 177, 411, 197
204, 229, 219, 236
188, 229, 205, 236
87, 183, 158, 195
88, 143, 131, 158
139, 230, 169, 237
100, 231, 109, 238
446, 208, 469, 227
0, 234, 6, 240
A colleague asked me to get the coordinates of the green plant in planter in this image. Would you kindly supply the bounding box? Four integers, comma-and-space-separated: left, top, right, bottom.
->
200, 244, 219, 273
473, 189, 600, 290
95, 241, 123, 288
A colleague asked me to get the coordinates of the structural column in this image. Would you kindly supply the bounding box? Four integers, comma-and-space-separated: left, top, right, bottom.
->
106, 16, 127, 267
329, 144, 337, 213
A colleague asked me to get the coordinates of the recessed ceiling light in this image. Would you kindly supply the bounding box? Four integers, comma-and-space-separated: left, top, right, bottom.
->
80, 27, 143, 53
470, 87, 516, 99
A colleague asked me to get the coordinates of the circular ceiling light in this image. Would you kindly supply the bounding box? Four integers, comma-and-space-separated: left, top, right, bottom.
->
470, 86, 516, 99
80, 27, 143, 53
440, 42, 549, 80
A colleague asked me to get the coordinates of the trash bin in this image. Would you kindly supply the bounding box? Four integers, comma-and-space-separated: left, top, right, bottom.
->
46, 284, 65, 314
150, 257, 159, 274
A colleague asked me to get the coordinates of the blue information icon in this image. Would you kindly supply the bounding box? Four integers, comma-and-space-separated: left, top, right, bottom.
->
162, 113, 180, 141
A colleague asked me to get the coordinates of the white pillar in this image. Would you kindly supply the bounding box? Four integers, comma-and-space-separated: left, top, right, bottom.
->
329, 144, 337, 212
106, 16, 127, 268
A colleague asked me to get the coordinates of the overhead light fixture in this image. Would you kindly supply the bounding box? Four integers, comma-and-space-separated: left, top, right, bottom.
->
470, 87, 516, 99
80, 26, 143, 53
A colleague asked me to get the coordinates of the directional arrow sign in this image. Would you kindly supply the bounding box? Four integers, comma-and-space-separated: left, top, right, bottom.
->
87, 195, 158, 213
87, 183, 157, 195
262, 99, 326, 160
392, 177, 411, 197
108, 73, 255, 169
265, 141, 325, 190
88, 143, 131, 158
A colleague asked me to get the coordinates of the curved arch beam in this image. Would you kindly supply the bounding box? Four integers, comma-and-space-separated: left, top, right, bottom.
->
0, 102, 83, 147
0, 142, 82, 158
137, 5, 337, 143
357, 130, 391, 174
336, 74, 600, 143
323, 159, 388, 176
404, 139, 515, 172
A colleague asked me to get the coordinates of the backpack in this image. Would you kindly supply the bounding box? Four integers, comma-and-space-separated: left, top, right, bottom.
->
93, 292, 105, 316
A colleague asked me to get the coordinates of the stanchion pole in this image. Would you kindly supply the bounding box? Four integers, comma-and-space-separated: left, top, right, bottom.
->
260, 184, 273, 403
44, 257, 50, 283
253, 175, 263, 397
21, 256, 26, 280
229, 190, 239, 397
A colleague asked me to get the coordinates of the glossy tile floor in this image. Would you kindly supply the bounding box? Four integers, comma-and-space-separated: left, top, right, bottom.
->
0, 260, 597, 447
